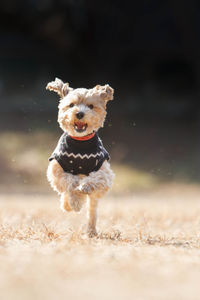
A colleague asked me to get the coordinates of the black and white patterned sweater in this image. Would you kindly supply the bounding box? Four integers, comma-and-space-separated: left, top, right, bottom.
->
49, 132, 110, 176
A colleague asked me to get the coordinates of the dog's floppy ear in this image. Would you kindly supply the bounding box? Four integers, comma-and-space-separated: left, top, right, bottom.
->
94, 84, 114, 101
46, 78, 73, 98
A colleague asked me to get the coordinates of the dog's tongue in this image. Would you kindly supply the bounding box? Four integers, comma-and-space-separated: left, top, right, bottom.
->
75, 122, 85, 130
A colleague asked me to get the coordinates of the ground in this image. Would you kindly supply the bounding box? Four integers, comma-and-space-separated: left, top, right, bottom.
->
0, 184, 200, 300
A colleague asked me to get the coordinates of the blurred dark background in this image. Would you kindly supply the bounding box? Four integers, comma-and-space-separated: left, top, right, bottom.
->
0, 0, 200, 192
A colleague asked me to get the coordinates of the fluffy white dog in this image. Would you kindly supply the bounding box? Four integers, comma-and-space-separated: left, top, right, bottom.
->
46, 78, 115, 237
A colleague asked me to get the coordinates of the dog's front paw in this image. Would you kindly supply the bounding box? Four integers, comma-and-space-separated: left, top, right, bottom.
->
68, 178, 80, 191
77, 183, 95, 195
60, 194, 72, 212
68, 191, 86, 212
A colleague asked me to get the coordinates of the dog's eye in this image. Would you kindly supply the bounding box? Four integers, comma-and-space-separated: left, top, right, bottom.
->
69, 103, 74, 108
88, 104, 94, 109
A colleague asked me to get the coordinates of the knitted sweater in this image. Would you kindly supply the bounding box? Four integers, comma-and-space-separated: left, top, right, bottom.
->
49, 132, 110, 176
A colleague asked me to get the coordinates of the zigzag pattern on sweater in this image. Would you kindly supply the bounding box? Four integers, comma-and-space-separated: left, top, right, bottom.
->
58, 150, 104, 160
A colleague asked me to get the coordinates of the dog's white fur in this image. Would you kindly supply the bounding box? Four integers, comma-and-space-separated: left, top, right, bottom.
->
46, 78, 115, 237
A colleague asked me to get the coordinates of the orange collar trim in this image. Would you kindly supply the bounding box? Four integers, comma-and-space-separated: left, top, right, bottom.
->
69, 132, 96, 141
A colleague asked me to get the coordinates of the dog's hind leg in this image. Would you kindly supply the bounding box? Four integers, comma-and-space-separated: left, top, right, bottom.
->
87, 194, 98, 237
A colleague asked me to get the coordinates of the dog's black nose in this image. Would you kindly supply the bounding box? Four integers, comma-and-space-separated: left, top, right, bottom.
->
76, 112, 84, 120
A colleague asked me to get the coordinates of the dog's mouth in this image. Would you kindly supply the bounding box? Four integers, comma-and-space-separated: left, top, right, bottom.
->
74, 122, 88, 133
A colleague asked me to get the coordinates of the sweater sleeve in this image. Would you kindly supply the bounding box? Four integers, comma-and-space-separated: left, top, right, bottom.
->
98, 137, 110, 161
104, 150, 110, 161
48, 133, 65, 161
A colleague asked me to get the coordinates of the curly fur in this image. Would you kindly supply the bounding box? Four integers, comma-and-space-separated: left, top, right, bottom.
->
46, 78, 115, 237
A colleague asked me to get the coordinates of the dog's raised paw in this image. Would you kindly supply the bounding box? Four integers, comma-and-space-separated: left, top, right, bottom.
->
69, 198, 82, 212
68, 191, 86, 212
78, 184, 95, 194
60, 194, 72, 212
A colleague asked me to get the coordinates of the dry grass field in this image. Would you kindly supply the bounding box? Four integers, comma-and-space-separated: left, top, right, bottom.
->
1, 184, 200, 300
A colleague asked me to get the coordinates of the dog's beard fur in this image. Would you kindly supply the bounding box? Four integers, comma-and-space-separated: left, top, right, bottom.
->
58, 90, 107, 136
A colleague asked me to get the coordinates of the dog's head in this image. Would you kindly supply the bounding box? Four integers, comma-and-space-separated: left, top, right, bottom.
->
46, 78, 114, 137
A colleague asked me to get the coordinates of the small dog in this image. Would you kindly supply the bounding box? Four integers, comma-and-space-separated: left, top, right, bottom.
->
46, 78, 115, 237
